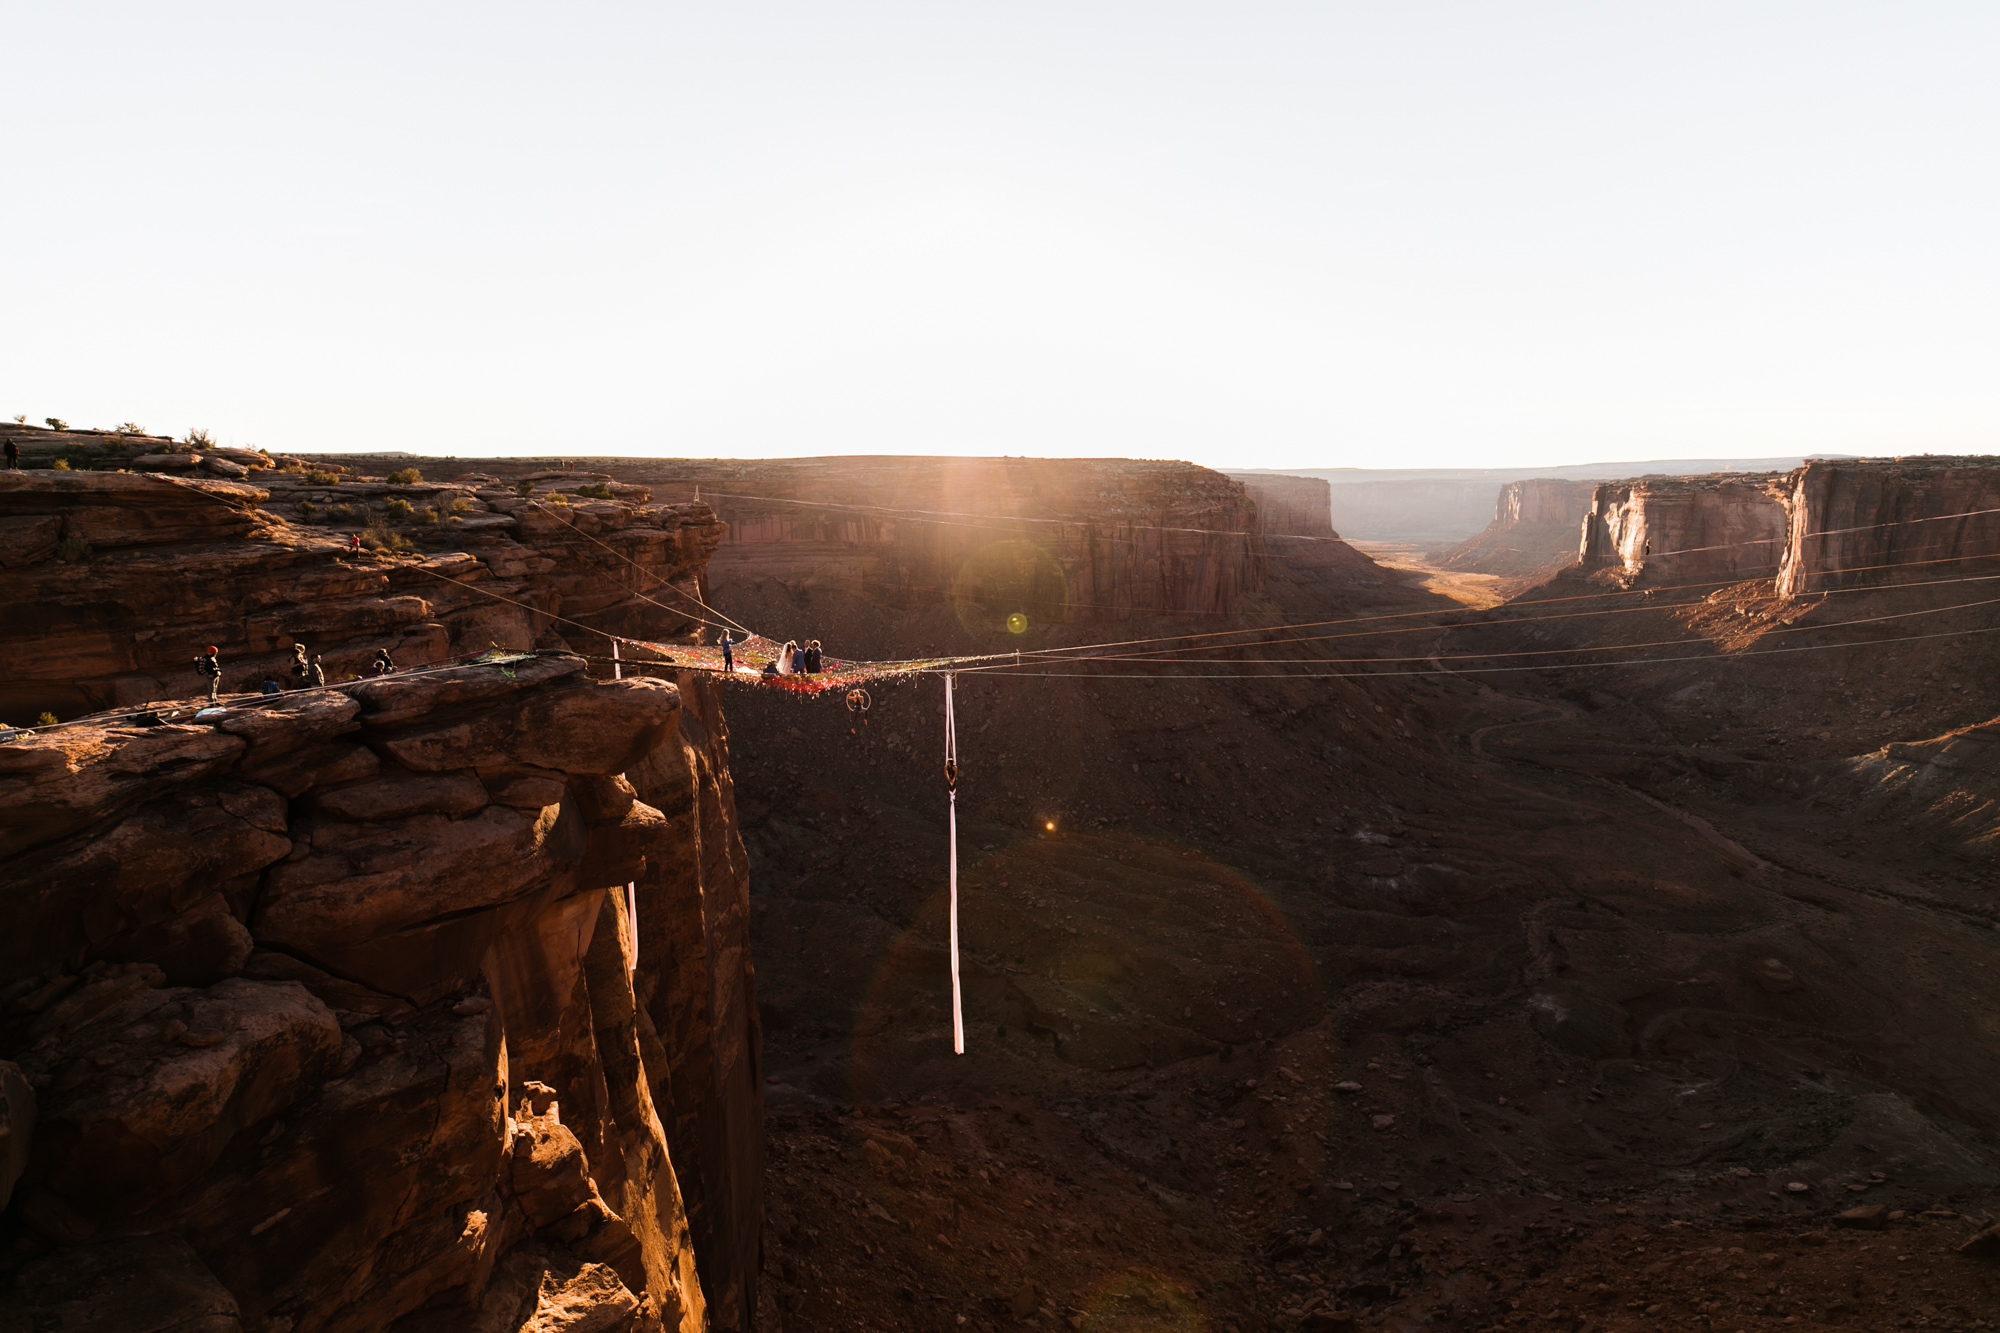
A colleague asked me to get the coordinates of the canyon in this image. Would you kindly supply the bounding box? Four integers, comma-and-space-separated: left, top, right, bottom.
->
5, 431, 2000, 1332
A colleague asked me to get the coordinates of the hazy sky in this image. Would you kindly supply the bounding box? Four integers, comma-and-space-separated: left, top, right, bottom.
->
5, 3, 1996, 469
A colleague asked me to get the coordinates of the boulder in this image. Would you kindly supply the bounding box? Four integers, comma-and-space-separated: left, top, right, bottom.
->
0, 1233, 242, 1333
378, 678, 681, 776
94, 892, 255, 987
237, 739, 380, 799
215, 692, 362, 765
0, 724, 248, 860
481, 765, 569, 809
19, 977, 342, 1221
351, 654, 585, 727
475, 1243, 641, 1333
255, 804, 564, 951
311, 769, 489, 821
2, 781, 290, 982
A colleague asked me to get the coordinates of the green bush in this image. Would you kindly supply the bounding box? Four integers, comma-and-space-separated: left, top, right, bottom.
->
418, 506, 440, 525
383, 496, 415, 521
297, 499, 317, 516
450, 496, 475, 514
305, 469, 340, 486
328, 503, 358, 522
361, 525, 413, 553
185, 428, 215, 448
543, 492, 568, 506
55, 534, 92, 563
51, 458, 70, 471
387, 467, 422, 485
512, 480, 535, 496
44, 417, 66, 431
36, 711, 58, 727
114, 421, 146, 436
577, 482, 614, 500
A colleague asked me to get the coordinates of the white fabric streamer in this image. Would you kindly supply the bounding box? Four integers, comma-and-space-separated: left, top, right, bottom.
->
626, 881, 637, 973
945, 672, 963, 1055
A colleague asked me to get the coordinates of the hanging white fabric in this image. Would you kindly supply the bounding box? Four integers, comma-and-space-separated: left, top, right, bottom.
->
615, 638, 632, 971
945, 672, 963, 1055
626, 881, 638, 973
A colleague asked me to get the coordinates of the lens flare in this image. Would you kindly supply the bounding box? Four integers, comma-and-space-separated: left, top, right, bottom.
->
1006, 611, 1029, 634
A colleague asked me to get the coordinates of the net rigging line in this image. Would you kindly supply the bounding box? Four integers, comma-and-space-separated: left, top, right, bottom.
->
973, 563, 2000, 669
954, 621, 2000, 682
940, 547, 2000, 673
519, 497, 752, 637
952, 591, 2000, 672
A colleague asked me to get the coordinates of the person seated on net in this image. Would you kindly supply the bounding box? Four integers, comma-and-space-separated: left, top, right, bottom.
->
805, 639, 823, 673
760, 660, 780, 680
259, 676, 284, 696
774, 640, 797, 675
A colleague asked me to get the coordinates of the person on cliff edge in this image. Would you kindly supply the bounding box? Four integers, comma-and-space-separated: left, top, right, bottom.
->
195, 646, 222, 703
4, 439, 18, 469
719, 630, 734, 674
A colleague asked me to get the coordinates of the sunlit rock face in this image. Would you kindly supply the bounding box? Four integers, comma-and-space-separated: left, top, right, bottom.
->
0, 467, 724, 730
1578, 473, 1792, 586
0, 467, 762, 1332
1777, 456, 2000, 597
604, 455, 1268, 623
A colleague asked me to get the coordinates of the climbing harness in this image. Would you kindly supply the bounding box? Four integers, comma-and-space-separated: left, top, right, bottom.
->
944, 672, 963, 1056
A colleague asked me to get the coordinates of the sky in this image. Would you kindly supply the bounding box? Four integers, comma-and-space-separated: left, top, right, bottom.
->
4, 3, 1997, 470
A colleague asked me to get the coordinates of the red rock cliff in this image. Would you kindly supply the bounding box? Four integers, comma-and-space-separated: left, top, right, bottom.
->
1577, 473, 1791, 586
1436, 478, 1598, 580
0, 472, 761, 1332
1776, 456, 2000, 597
600, 456, 1266, 623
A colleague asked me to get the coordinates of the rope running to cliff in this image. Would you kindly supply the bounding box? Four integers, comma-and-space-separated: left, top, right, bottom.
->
519, 498, 753, 638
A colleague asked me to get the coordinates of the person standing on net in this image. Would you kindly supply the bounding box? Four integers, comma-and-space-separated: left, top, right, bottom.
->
720, 631, 734, 674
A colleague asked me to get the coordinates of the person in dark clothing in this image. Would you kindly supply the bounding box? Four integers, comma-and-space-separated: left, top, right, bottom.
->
4, 440, 17, 469
369, 649, 395, 676
195, 645, 222, 703
791, 642, 807, 674
805, 639, 823, 673
760, 660, 780, 680
288, 645, 312, 690
719, 631, 734, 674
259, 677, 283, 696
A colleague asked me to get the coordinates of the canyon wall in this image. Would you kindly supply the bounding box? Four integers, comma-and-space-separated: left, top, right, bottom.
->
1776, 456, 2000, 597
1223, 471, 1336, 538
1577, 473, 1791, 587
0, 468, 761, 1331
597, 456, 1268, 624
1435, 478, 1597, 580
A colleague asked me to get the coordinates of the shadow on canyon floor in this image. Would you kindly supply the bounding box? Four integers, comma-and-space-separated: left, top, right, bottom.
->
709, 540, 2000, 1331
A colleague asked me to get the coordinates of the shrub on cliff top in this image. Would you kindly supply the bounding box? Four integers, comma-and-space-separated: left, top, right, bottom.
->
512, 479, 535, 496
185, 428, 215, 448
382, 496, 415, 521
387, 467, 422, 485
361, 525, 413, 553
577, 482, 613, 500
305, 469, 340, 486
44, 418, 66, 431
36, 712, 58, 728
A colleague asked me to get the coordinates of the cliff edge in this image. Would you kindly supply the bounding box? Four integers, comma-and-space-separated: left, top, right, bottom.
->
0, 469, 761, 1331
